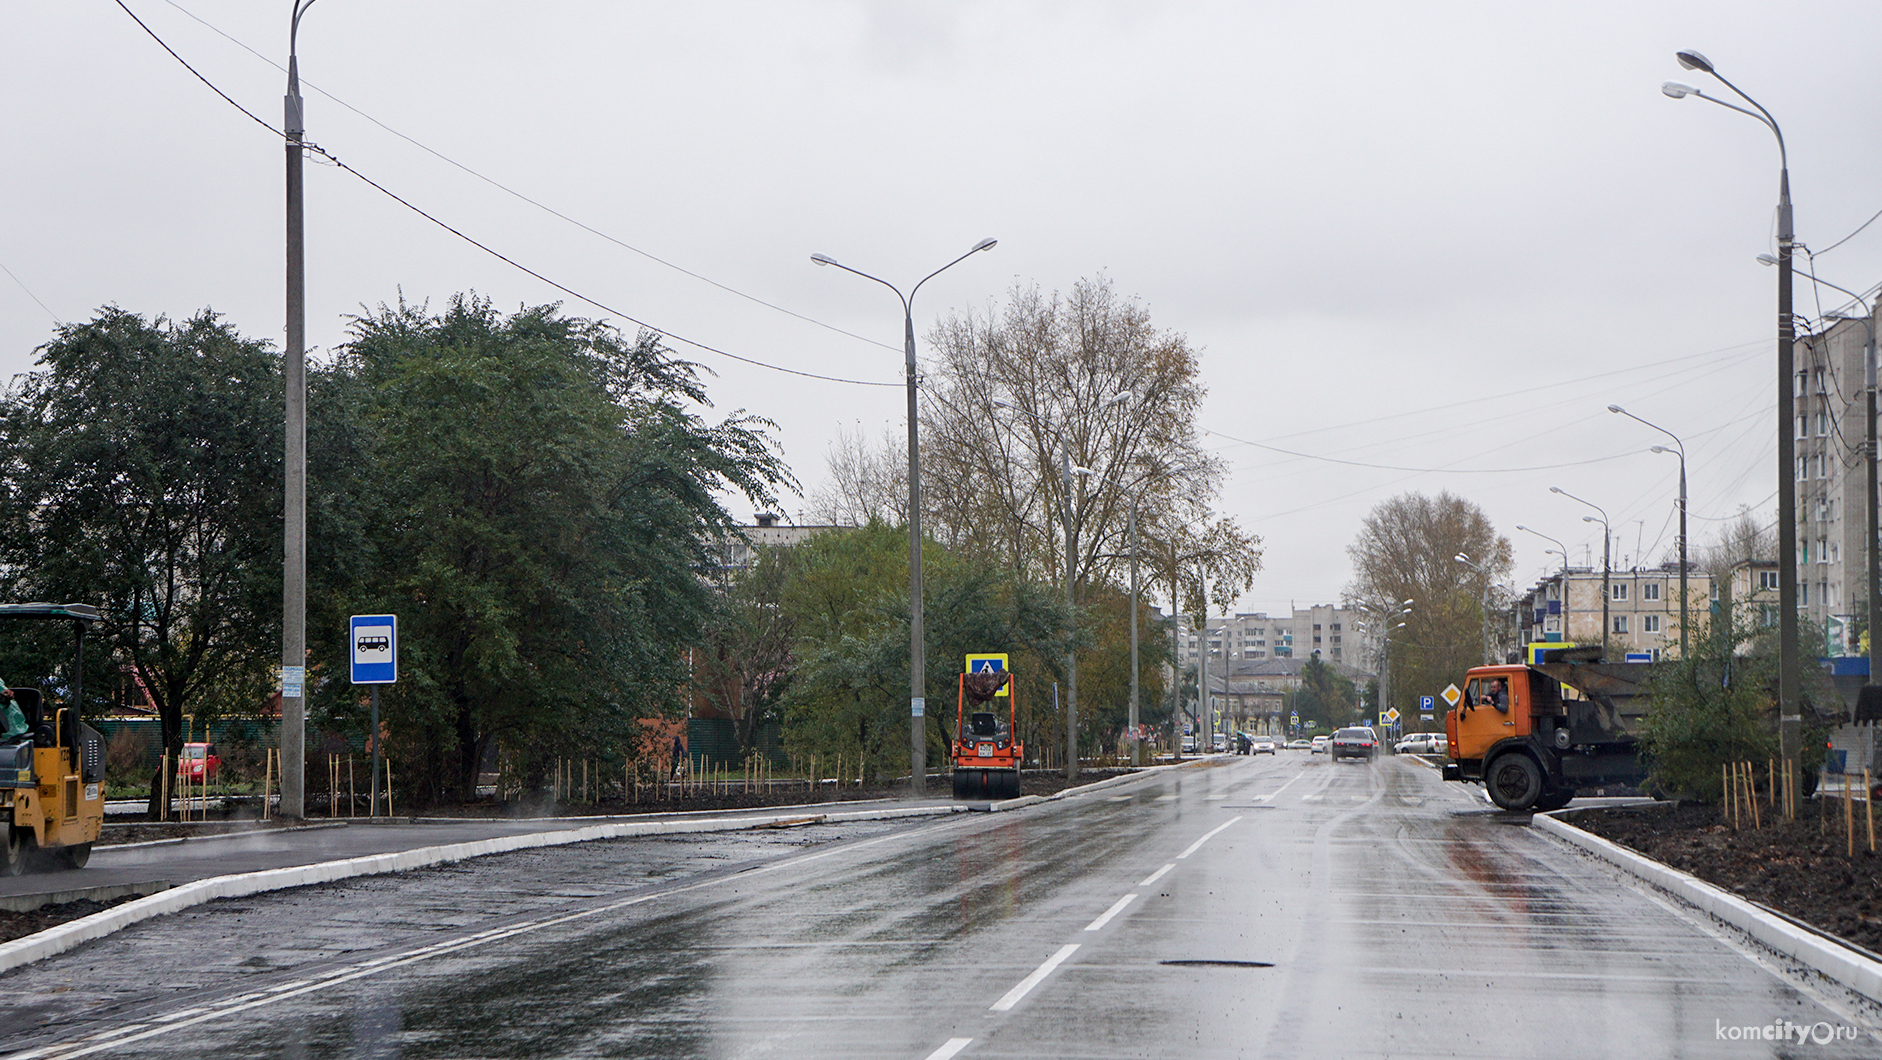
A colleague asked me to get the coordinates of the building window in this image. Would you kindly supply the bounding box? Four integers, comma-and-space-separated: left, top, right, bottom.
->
1759, 570, 1779, 591
1613, 615, 1629, 634
1801, 582, 1810, 605
1643, 582, 1661, 601
1644, 614, 1661, 633
1330, 623, 1341, 632
1817, 412, 1827, 436
1818, 537, 1829, 564
1611, 583, 1628, 602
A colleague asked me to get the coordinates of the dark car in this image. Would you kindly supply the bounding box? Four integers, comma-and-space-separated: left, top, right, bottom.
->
1330, 726, 1379, 762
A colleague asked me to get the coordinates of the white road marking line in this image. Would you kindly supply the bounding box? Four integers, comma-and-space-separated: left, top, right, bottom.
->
1084, 894, 1137, 931
1107, 795, 1132, 801
1251, 771, 1309, 802
1139, 863, 1175, 887
1154, 794, 1178, 801
1175, 815, 1243, 859
990, 944, 1080, 1011
922, 1037, 974, 1060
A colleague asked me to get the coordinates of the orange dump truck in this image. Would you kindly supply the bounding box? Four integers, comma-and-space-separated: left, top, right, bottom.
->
1441, 646, 1652, 812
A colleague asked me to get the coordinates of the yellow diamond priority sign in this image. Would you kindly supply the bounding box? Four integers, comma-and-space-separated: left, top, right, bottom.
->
1441, 683, 1462, 708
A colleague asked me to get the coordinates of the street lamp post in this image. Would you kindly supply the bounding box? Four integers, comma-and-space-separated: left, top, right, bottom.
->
1664, 48, 1801, 784
279, 0, 319, 820
1608, 406, 1690, 657
1516, 524, 1571, 646
1551, 487, 1611, 657
1128, 498, 1141, 766
811, 238, 997, 794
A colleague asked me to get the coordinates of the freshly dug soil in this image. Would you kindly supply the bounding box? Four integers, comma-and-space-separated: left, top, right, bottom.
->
1572, 801, 1882, 953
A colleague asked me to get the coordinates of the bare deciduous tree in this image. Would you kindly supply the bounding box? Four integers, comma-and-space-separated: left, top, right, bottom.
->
807, 423, 906, 527
920, 274, 1252, 595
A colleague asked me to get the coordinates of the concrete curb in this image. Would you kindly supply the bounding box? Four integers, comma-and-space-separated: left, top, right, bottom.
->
0, 804, 961, 976
985, 762, 1186, 812
1532, 811, 1882, 1003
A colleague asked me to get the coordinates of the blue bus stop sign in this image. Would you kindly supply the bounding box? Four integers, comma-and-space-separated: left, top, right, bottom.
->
350, 614, 397, 684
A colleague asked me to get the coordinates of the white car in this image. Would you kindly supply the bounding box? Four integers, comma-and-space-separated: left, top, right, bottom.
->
1249, 737, 1277, 755
1310, 736, 1330, 754
1395, 732, 1446, 755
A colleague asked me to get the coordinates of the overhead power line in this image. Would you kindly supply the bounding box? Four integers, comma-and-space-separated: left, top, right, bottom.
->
112, 0, 898, 389
157, 0, 900, 357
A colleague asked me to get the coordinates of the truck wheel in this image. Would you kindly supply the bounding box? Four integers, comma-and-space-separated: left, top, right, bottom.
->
1, 825, 27, 877
58, 842, 91, 870
1486, 754, 1543, 811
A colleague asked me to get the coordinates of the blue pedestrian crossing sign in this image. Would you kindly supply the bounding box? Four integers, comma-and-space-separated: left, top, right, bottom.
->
965, 653, 1009, 696
350, 614, 397, 684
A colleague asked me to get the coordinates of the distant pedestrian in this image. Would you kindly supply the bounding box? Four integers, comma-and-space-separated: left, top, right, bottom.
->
671, 735, 686, 779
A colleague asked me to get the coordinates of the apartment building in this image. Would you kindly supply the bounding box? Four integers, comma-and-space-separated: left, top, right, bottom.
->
1174, 604, 1369, 669
1795, 309, 1882, 655
1515, 563, 1712, 660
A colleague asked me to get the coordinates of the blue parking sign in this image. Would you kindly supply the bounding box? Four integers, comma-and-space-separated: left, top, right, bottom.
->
1420, 695, 1434, 712
350, 614, 397, 684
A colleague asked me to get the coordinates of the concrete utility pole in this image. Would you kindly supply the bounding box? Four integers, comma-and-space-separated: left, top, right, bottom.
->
278, 0, 318, 820
1128, 500, 1140, 767
1062, 448, 1078, 781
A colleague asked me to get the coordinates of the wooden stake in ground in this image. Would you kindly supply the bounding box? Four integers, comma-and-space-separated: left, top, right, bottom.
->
1725, 763, 1736, 829
1769, 759, 1776, 809
1868, 768, 1876, 854
1745, 761, 1760, 830
1848, 771, 1857, 859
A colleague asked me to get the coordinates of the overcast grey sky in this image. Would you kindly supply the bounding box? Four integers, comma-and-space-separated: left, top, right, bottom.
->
7, 2, 1882, 618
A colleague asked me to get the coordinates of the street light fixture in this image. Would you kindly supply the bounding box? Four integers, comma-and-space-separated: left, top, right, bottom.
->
1551, 487, 1612, 657
810, 238, 997, 794
1609, 405, 1690, 657
1664, 47, 1802, 791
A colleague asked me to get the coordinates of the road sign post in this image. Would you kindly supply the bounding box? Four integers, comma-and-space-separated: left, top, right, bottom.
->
351, 615, 397, 816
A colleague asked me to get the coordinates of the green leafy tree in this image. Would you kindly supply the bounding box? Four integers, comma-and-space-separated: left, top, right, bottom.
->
1639, 602, 1780, 801
0, 308, 283, 818
778, 523, 1076, 779
309, 296, 787, 802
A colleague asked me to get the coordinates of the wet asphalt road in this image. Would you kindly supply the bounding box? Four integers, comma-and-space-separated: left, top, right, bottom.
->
2, 754, 1879, 1059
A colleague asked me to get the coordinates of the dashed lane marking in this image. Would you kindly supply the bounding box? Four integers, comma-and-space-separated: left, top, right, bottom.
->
990, 944, 1080, 1012
922, 1038, 974, 1060
1139, 863, 1175, 887
1083, 894, 1137, 932
1175, 816, 1242, 859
